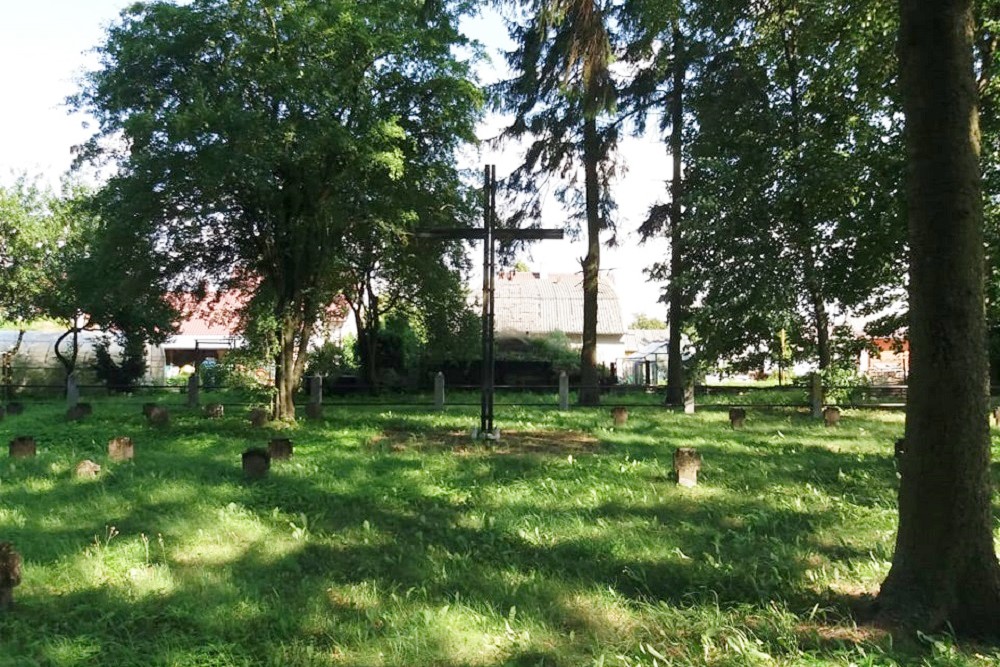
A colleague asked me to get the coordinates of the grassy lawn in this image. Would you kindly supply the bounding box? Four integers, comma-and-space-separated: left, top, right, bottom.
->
1, 396, 998, 666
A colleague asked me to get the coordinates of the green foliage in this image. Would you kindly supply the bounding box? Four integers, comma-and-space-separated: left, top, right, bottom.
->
73, 0, 482, 415
496, 0, 619, 403
421, 304, 481, 368
358, 313, 424, 389
304, 340, 356, 380
498, 330, 581, 373
0, 399, 996, 665
92, 335, 147, 393
829, 325, 873, 373
197, 358, 224, 390
816, 367, 874, 405
215, 349, 273, 396
676, 0, 905, 371
630, 313, 667, 330
0, 177, 59, 326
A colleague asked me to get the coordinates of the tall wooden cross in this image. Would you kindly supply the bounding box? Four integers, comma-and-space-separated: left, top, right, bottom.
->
419, 165, 564, 436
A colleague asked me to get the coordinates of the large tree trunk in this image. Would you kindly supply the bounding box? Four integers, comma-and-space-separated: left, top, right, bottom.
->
272, 307, 312, 421
665, 22, 686, 406
875, 0, 1000, 635
579, 116, 602, 406
350, 291, 380, 393
273, 317, 299, 420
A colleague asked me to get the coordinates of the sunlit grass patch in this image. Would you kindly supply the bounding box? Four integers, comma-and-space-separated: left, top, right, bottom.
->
1, 400, 998, 665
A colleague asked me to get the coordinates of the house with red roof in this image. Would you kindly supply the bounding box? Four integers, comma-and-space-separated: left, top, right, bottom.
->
148, 291, 351, 382
859, 337, 909, 383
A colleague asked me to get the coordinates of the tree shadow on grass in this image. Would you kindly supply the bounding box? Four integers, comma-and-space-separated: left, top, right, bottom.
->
1, 405, 984, 665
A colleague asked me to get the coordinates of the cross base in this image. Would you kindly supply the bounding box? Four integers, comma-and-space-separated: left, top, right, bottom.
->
470, 427, 502, 441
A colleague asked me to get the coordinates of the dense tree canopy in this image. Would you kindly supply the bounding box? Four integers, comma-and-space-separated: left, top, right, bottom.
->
677, 0, 904, 374
0, 178, 58, 327
73, 0, 481, 417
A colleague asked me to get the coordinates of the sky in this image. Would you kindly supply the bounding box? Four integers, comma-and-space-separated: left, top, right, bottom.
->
0, 1, 673, 324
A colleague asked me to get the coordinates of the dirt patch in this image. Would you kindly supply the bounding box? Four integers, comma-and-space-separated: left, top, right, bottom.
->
795, 620, 890, 648
369, 428, 601, 456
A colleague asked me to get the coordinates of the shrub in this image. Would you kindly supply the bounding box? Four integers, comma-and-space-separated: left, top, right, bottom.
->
217, 349, 272, 393
305, 340, 356, 379
199, 358, 224, 390
93, 335, 147, 393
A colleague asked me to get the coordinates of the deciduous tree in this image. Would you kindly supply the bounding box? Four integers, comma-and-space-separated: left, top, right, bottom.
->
681, 0, 904, 373
73, 0, 480, 418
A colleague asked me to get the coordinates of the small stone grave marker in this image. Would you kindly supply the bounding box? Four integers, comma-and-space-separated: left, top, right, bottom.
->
205, 403, 224, 419
0, 406, 5, 422
0, 542, 22, 611
823, 406, 841, 427
66, 374, 80, 409
728, 408, 747, 429
108, 436, 134, 462
305, 402, 323, 420
558, 371, 569, 410
147, 406, 170, 427
683, 384, 696, 414
673, 447, 702, 488
6, 403, 23, 416
242, 448, 270, 478
142, 403, 158, 418
8, 436, 35, 458
249, 408, 269, 428
310, 375, 323, 405
611, 406, 628, 426
74, 460, 101, 478
187, 374, 200, 407
268, 437, 293, 460
993, 406, 1000, 426
66, 404, 90, 422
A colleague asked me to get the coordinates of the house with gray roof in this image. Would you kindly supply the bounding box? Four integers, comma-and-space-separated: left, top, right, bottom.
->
492, 271, 627, 366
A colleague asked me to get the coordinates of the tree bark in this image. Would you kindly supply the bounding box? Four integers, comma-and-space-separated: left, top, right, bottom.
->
1, 329, 24, 403
579, 115, 602, 406
875, 0, 1000, 635
350, 287, 380, 393
54, 321, 81, 384
665, 22, 686, 406
272, 310, 311, 421
812, 291, 831, 371
272, 319, 295, 420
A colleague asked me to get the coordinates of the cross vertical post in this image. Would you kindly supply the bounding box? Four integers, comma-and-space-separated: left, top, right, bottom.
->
415, 164, 563, 439
481, 165, 496, 435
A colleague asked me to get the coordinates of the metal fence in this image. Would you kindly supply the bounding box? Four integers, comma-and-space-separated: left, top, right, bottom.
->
1, 372, 916, 411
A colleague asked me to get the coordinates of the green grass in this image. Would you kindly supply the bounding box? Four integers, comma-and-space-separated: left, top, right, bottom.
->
1, 396, 998, 666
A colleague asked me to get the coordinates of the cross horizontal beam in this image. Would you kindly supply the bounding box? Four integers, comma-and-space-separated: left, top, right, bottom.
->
414, 228, 564, 241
